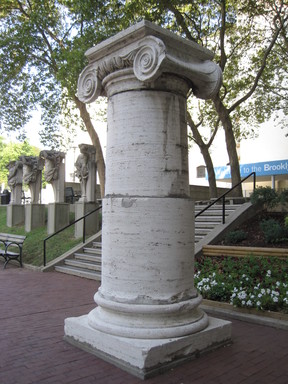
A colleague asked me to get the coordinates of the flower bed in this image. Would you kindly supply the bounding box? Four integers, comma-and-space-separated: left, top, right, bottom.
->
195, 255, 288, 313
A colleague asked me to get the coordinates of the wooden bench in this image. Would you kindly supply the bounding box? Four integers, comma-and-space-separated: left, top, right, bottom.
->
0, 233, 26, 269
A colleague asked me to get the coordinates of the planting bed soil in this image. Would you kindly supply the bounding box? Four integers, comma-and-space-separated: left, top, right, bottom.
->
218, 211, 288, 248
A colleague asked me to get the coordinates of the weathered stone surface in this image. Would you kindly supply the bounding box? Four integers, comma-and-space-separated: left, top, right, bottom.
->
65, 20, 231, 377
20, 156, 44, 204
65, 315, 231, 379
75, 143, 97, 202
40, 150, 66, 203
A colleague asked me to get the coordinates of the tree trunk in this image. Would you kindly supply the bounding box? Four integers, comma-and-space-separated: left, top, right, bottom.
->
73, 95, 106, 198
187, 112, 218, 198
213, 95, 242, 197
201, 148, 218, 199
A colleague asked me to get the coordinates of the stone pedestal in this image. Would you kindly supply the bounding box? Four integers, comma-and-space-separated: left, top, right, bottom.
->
6, 204, 25, 227
74, 202, 99, 239
65, 20, 231, 378
25, 204, 45, 232
47, 203, 69, 235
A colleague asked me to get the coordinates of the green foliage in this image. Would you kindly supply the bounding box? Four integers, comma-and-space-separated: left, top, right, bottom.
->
285, 216, 288, 229
278, 189, 288, 205
225, 229, 247, 244
250, 186, 279, 208
260, 218, 288, 244
0, 0, 125, 147
0, 137, 40, 187
195, 255, 288, 313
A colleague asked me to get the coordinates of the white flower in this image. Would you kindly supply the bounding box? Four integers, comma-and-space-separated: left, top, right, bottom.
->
246, 300, 253, 307
266, 270, 271, 277
276, 281, 280, 287
258, 293, 262, 298
256, 301, 261, 307
241, 300, 246, 305
273, 296, 279, 303
261, 288, 265, 294
238, 291, 247, 300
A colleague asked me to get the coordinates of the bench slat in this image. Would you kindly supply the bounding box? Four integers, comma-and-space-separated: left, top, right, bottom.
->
0, 233, 26, 269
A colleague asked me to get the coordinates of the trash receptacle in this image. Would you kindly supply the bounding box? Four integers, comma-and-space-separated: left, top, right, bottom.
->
1, 190, 11, 204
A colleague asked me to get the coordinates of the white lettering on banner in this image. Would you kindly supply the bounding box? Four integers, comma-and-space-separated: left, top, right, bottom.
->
264, 162, 288, 172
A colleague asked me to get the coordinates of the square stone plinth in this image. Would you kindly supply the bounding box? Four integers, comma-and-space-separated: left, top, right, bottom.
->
64, 315, 231, 379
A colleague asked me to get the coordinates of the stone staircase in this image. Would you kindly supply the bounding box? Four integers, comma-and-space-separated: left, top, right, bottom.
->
55, 241, 102, 280
194, 203, 242, 244
54, 201, 249, 280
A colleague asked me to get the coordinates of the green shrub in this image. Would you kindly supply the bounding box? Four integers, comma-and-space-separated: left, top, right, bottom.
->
260, 218, 288, 244
225, 230, 247, 244
278, 189, 288, 205
250, 186, 278, 208
285, 215, 288, 229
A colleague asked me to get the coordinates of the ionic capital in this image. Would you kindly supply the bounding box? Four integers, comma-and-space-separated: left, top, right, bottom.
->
77, 20, 222, 103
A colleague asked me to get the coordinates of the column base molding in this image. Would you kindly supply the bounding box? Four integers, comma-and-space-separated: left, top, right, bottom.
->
64, 315, 231, 380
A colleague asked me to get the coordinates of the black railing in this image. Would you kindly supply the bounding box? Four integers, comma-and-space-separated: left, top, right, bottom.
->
43, 205, 102, 267
195, 172, 256, 224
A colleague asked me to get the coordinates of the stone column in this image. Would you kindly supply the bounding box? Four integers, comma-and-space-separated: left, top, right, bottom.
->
20, 156, 46, 232
65, 21, 231, 378
74, 144, 99, 238
6, 160, 24, 227
40, 150, 69, 234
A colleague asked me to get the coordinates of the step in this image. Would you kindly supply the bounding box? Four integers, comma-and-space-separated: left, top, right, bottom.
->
195, 205, 241, 213
55, 265, 101, 280
195, 229, 212, 237
195, 222, 218, 229
92, 241, 102, 248
65, 259, 101, 272
74, 253, 102, 263
195, 216, 223, 223
195, 236, 205, 243
83, 247, 102, 255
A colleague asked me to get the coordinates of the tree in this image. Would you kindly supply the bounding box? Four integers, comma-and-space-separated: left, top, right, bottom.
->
0, 137, 39, 187
124, 0, 288, 197
1, 1, 287, 199
0, 0, 127, 197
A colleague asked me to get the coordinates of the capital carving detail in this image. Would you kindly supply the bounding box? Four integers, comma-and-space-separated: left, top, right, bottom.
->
77, 21, 222, 103
133, 36, 166, 82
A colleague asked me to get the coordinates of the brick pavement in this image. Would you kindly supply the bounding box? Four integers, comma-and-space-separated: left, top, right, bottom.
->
0, 265, 287, 384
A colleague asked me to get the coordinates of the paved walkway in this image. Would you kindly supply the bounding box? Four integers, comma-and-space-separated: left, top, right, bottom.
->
0, 265, 287, 384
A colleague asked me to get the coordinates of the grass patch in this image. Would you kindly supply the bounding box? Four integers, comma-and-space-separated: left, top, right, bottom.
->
0, 206, 82, 267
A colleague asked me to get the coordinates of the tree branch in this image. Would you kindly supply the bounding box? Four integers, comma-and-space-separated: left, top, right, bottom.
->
228, 19, 284, 114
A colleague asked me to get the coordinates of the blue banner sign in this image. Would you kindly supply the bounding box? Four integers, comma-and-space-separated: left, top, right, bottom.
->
214, 159, 288, 180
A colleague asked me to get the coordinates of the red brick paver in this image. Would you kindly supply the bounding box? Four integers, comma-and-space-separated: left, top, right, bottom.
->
0, 265, 287, 384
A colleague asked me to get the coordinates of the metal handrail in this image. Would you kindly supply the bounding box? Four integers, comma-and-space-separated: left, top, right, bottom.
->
43, 205, 102, 266
195, 172, 256, 224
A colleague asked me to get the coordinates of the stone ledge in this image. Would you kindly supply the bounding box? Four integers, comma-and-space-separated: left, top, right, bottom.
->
201, 299, 288, 330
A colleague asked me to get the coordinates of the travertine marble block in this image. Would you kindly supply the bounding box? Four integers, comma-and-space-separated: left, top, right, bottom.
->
65, 20, 231, 378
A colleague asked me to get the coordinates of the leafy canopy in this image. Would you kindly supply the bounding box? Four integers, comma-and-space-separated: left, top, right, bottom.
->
0, 0, 126, 147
